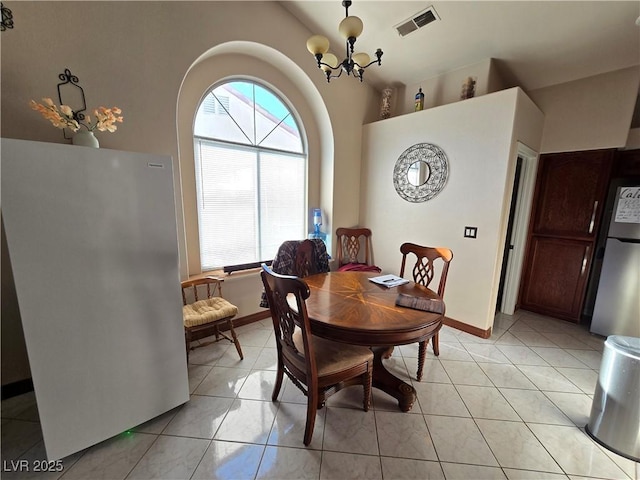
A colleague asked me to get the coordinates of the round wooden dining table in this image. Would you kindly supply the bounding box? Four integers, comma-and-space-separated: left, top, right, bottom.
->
303, 271, 443, 412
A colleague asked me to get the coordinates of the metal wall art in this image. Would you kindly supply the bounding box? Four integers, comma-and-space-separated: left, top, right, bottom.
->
1, 3, 14, 31
57, 69, 87, 139
393, 143, 449, 203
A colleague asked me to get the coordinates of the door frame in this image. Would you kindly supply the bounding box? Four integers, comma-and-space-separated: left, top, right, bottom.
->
499, 142, 539, 315
496, 155, 523, 311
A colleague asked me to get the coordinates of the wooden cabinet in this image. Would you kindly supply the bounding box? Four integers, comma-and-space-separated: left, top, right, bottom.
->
519, 150, 614, 322
613, 149, 640, 178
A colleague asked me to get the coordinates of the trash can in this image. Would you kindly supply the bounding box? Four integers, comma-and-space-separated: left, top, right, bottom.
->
586, 335, 640, 462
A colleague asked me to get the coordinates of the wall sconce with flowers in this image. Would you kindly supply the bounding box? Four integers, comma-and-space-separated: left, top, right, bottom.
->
29, 69, 123, 148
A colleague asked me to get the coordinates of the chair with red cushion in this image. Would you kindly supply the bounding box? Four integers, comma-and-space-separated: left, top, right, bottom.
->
335, 227, 381, 273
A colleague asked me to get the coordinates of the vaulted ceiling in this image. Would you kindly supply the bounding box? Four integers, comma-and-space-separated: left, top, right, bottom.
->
281, 1, 640, 92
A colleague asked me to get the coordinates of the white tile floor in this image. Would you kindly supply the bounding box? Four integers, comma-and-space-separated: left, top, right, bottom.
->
2, 310, 639, 480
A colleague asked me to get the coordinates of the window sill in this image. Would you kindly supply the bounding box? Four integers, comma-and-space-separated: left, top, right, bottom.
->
187, 266, 262, 282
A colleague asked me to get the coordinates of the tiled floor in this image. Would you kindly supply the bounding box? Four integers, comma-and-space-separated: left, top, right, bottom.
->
2, 310, 639, 479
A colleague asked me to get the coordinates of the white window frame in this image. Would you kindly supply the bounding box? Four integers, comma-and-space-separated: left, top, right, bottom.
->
192, 80, 308, 271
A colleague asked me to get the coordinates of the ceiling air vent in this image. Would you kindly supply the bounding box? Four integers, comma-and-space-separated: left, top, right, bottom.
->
395, 6, 439, 37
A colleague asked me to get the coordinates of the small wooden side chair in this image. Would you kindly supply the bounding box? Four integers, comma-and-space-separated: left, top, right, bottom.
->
260, 264, 373, 446
181, 276, 243, 361
399, 243, 453, 381
336, 227, 381, 272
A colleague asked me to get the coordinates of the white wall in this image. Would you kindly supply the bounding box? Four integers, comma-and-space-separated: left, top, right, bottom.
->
494, 90, 546, 315
527, 66, 640, 153
626, 128, 640, 149
360, 88, 544, 332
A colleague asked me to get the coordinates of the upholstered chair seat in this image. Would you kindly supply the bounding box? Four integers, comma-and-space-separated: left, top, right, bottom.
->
181, 276, 243, 361
291, 329, 373, 377
182, 298, 238, 328
261, 264, 373, 446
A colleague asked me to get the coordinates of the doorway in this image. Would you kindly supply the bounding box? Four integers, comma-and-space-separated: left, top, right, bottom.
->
497, 156, 523, 310
498, 143, 539, 315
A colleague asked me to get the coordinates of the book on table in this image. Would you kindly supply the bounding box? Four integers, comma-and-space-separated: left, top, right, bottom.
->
368, 274, 410, 288
395, 292, 445, 314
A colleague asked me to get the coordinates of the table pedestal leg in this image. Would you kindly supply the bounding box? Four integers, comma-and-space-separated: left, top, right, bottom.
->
371, 347, 416, 412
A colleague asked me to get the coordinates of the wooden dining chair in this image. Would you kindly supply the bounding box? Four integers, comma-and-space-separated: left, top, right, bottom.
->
259, 239, 329, 309
181, 276, 243, 362
294, 239, 317, 277
260, 264, 373, 446
399, 243, 453, 381
335, 227, 381, 272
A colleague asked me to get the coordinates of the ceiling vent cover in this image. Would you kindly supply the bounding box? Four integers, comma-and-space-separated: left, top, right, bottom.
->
395, 6, 439, 37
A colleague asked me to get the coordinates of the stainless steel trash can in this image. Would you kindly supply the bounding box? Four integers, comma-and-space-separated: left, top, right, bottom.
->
586, 335, 640, 461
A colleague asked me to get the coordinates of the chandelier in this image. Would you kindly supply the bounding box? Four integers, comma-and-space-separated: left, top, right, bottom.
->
306, 0, 383, 83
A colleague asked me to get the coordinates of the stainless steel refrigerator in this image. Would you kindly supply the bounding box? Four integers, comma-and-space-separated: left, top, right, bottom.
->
590, 185, 640, 338
1, 138, 189, 460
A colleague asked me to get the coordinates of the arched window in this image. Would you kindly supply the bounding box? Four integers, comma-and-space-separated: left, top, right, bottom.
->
193, 80, 307, 271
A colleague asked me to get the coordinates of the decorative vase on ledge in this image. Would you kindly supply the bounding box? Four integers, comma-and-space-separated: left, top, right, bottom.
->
72, 130, 99, 148
380, 87, 393, 120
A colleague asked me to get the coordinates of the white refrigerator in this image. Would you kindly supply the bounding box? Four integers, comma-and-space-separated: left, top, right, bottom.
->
590, 185, 640, 338
1, 138, 189, 460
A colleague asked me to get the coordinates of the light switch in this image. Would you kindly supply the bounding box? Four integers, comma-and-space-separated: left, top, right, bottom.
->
464, 226, 477, 238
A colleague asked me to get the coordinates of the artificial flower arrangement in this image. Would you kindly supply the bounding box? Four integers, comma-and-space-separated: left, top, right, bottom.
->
29, 98, 123, 133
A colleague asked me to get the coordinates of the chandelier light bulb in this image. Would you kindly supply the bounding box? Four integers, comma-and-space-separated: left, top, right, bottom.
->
339, 15, 363, 39
352, 52, 371, 70
306, 35, 330, 55
320, 53, 339, 71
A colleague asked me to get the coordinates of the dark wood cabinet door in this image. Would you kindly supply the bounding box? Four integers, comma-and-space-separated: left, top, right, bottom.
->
519, 149, 614, 322
531, 151, 612, 238
613, 149, 640, 178
519, 237, 592, 320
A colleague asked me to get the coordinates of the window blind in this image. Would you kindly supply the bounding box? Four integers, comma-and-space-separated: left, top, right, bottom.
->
195, 139, 305, 270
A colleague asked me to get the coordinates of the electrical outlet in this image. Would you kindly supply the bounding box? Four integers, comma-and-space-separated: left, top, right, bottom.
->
464, 226, 477, 238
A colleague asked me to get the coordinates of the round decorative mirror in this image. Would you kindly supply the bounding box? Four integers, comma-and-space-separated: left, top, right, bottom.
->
393, 143, 449, 203
407, 160, 430, 186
